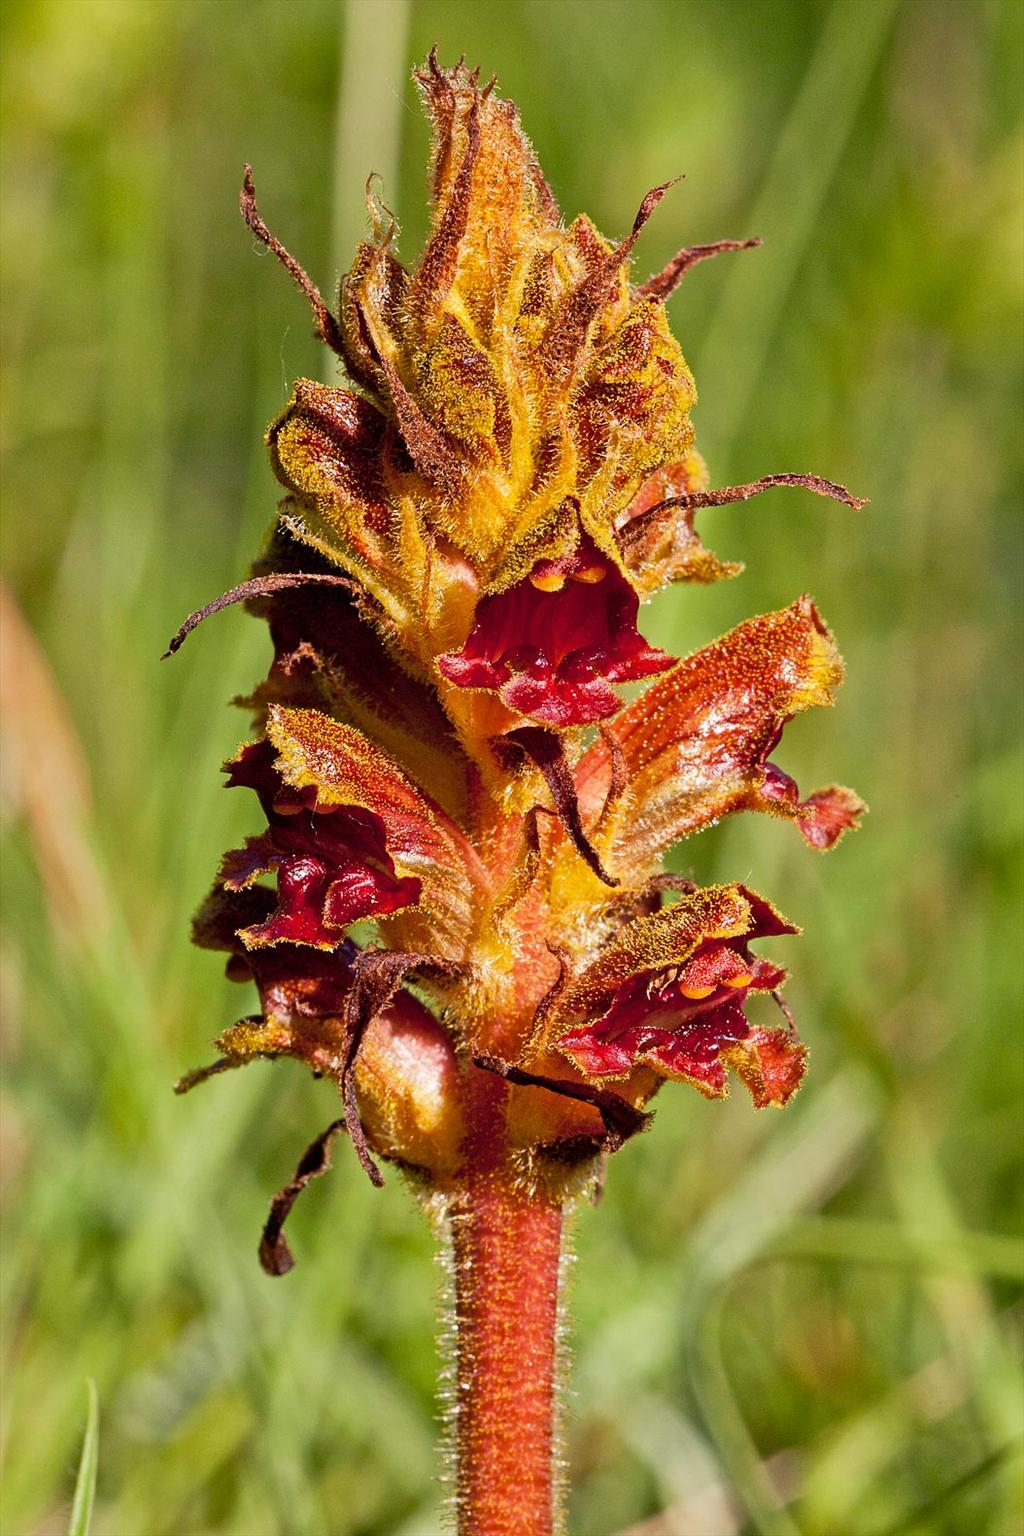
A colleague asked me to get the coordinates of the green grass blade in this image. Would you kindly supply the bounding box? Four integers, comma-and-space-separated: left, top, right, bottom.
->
698, 0, 900, 464
67, 1380, 99, 1536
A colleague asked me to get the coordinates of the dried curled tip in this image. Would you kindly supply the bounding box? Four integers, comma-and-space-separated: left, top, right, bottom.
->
173, 1056, 241, 1095
162, 572, 354, 657
259, 1118, 347, 1275
639, 472, 868, 524
501, 726, 618, 887
240, 165, 343, 353
638, 236, 762, 303
619, 179, 680, 255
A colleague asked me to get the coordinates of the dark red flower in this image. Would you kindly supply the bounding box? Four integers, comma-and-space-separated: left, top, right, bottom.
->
438, 531, 672, 727
222, 740, 420, 948
558, 944, 785, 1090
553, 884, 807, 1106
191, 883, 356, 1044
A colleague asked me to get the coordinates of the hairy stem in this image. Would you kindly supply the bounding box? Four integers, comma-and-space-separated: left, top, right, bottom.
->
448, 1075, 564, 1535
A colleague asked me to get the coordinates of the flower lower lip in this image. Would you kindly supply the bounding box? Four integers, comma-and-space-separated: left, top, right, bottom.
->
500, 646, 609, 683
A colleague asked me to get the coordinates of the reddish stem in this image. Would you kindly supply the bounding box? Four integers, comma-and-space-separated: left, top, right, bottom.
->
449, 1073, 564, 1535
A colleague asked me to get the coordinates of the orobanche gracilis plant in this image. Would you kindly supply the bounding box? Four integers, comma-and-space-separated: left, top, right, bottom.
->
170, 53, 865, 1535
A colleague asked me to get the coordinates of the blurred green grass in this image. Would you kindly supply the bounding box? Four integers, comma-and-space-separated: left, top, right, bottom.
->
1, 0, 1021, 1532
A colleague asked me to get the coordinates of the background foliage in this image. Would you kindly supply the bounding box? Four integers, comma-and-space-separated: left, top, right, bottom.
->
2, 0, 1021, 1532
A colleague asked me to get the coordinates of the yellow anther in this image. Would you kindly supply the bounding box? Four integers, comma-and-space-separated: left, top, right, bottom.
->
724, 972, 753, 989
572, 565, 607, 584
679, 983, 715, 1000
530, 570, 566, 593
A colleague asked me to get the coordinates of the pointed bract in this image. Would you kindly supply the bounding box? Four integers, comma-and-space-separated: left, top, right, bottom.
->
577, 597, 864, 878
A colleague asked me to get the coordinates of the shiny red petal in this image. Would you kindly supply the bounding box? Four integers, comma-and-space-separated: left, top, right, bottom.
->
439, 531, 671, 727
552, 884, 801, 1099
265, 706, 482, 955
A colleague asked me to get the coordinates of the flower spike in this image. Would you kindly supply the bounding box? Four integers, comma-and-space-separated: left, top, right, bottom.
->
186, 49, 861, 1189
181, 56, 864, 1533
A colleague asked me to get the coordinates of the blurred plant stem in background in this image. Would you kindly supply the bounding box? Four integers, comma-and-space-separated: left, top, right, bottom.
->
330, 0, 411, 327
696, 0, 899, 461
1, 1, 1021, 1534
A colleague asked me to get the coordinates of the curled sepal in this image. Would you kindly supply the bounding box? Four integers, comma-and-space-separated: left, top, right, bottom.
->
241, 166, 343, 355
577, 597, 864, 877
550, 883, 805, 1106
264, 704, 485, 956
259, 1118, 347, 1276
637, 236, 762, 303
473, 1054, 650, 1151
617, 455, 742, 596
499, 726, 617, 887
618, 470, 864, 599
162, 571, 356, 658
